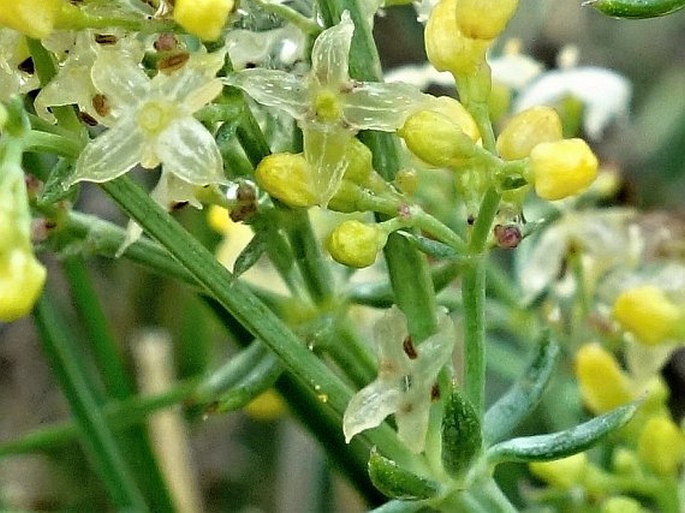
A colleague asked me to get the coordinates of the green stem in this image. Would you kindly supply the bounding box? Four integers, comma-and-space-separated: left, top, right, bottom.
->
463, 188, 501, 415
33, 294, 149, 512
62, 256, 133, 399
100, 176, 415, 464
0, 380, 199, 458
251, 0, 322, 34
24, 130, 82, 159
282, 207, 336, 302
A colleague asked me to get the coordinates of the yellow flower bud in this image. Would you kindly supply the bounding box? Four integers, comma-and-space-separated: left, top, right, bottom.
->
529, 453, 587, 489
0, 0, 64, 39
530, 138, 598, 201
601, 496, 644, 513
326, 220, 387, 268
425, 0, 491, 76
343, 138, 374, 185
613, 286, 681, 346
496, 106, 563, 161
174, 0, 234, 41
0, 249, 47, 322
575, 343, 633, 414
426, 96, 481, 142
455, 0, 519, 40
255, 153, 317, 208
638, 416, 685, 476
243, 389, 286, 421
398, 110, 478, 168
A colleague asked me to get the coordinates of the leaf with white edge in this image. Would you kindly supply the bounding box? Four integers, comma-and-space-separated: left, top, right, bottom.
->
368, 447, 441, 501
483, 333, 560, 445
441, 383, 482, 478
486, 402, 638, 465
401, 233, 466, 262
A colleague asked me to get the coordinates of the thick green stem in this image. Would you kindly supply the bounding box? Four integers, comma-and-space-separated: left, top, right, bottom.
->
100, 176, 415, 465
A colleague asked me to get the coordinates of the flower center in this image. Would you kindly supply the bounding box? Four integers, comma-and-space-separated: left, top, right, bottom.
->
313, 90, 342, 122
137, 100, 175, 135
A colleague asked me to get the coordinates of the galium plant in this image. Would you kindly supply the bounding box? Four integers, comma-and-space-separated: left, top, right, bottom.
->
0, 0, 684, 511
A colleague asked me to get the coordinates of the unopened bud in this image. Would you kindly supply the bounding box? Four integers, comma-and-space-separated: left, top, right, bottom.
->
425, 0, 491, 76
455, 0, 519, 40
255, 153, 317, 208
399, 110, 478, 168
326, 220, 387, 268
575, 343, 632, 414
638, 416, 685, 476
496, 106, 563, 161
530, 138, 598, 201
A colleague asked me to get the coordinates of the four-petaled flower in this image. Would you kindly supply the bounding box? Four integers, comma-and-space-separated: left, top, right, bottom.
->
343, 306, 455, 453
225, 11, 429, 205
66, 48, 228, 198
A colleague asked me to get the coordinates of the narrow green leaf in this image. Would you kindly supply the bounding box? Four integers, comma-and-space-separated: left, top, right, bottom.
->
483, 333, 560, 445
584, 0, 685, 18
33, 293, 149, 512
441, 383, 482, 478
368, 448, 441, 501
38, 158, 79, 205
486, 402, 638, 465
232, 230, 267, 278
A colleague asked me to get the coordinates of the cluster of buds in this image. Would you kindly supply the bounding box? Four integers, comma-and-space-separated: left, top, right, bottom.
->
425, 0, 518, 79
574, 343, 685, 479
497, 106, 599, 200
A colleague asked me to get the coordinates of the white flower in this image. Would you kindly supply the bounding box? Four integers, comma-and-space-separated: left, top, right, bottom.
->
514, 66, 632, 140
66, 48, 227, 190
343, 306, 455, 453
225, 12, 429, 205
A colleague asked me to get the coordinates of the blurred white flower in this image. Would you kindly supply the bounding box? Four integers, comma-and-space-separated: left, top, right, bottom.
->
514, 66, 632, 140
517, 208, 642, 303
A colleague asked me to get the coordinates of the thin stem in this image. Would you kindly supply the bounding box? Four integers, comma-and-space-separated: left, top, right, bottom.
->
251, 0, 322, 34
33, 294, 149, 512
62, 256, 133, 399
463, 188, 501, 415
24, 130, 82, 159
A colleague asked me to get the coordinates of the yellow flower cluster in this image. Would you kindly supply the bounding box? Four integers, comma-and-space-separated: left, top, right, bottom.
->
425, 0, 518, 78
497, 107, 598, 200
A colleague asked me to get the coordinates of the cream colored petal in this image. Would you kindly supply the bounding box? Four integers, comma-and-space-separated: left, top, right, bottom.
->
155, 117, 226, 185
343, 82, 430, 131
224, 69, 310, 120
91, 50, 150, 107
311, 11, 354, 88
343, 380, 402, 443
68, 116, 144, 185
